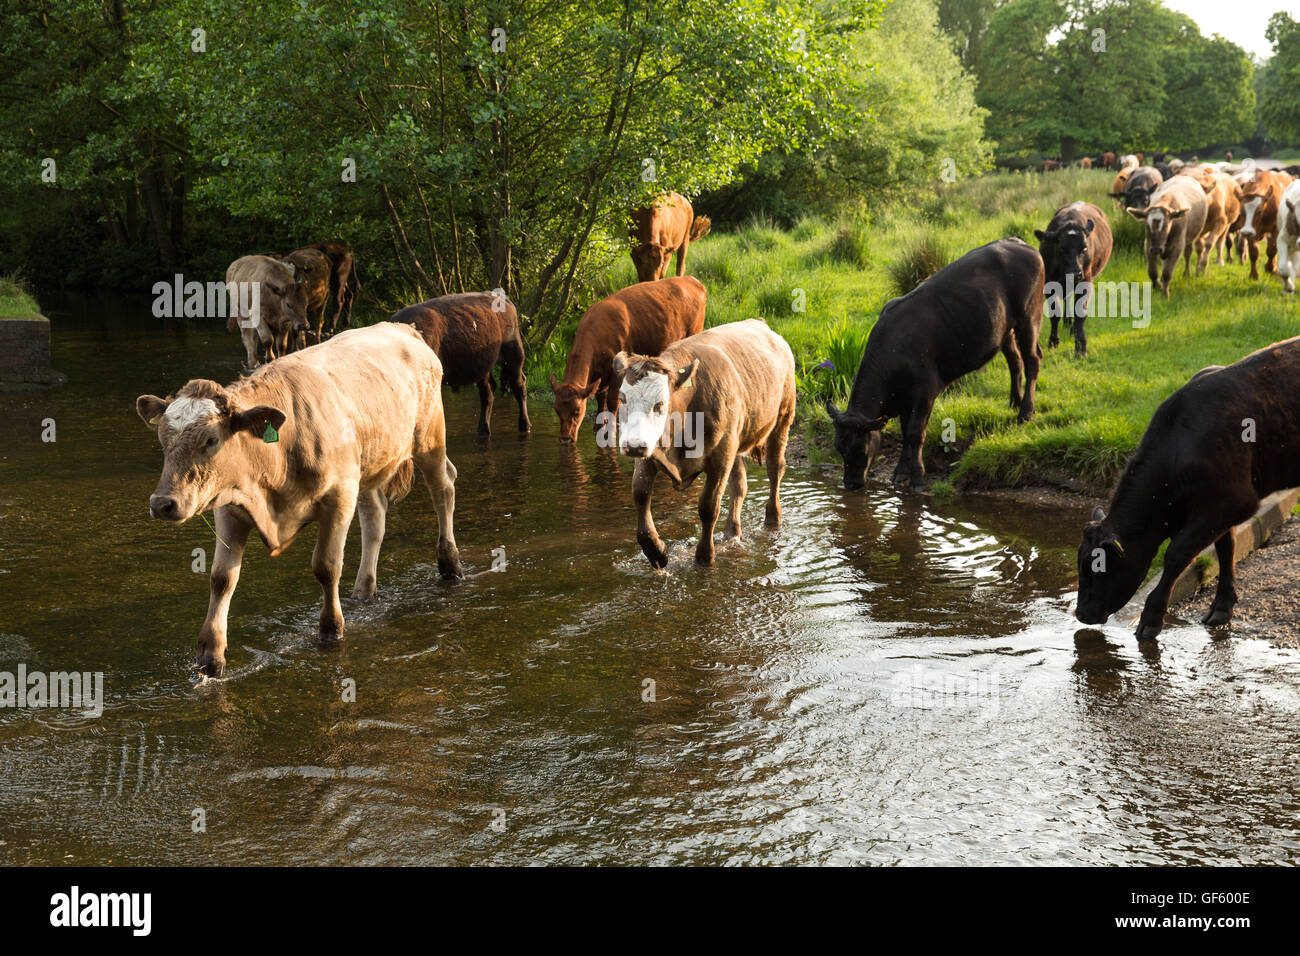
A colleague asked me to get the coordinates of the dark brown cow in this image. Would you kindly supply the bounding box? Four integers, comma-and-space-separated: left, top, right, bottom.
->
550, 276, 706, 443
629, 192, 711, 282
828, 238, 1045, 490
1036, 202, 1113, 357
1100, 151, 1116, 170
390, 292, 530, 435
1107, 165, 1163, 210
282, 246, 333, 346
1077, 338, 1300, 640
1234, 170, 1295, 279
612, 319, 796, 568
302, 240, 358, 332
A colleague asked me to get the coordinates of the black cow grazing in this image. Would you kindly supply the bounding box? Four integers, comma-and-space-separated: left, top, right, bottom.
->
1108, 165, 1163, 210
827, 238, 1044, 491
1077, 338, 1300, 640
1035, 202, 1113, 357
390, 292, 530, 435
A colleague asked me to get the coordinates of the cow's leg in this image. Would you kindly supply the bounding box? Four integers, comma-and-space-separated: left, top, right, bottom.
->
196, 508, 252, 677
475, 374, 495, 436
892, 397, 933, 489
241, 326, 259, 368
1265, 234, 1279, 275
313, 486, 357, 640
1015, 325, 1040, 422
1046, 293, 1061, 349
416, 449, 463, 579
695, 460, 731, 566
500, 342, 531, 432
1137, 518, 1225, 641
1164, 253, 1179, 297
1203, 531, 1239, 627
764, 418, 790, 527
724, 459, 747, 540
676, 240, 689, 277
633, 460, 668, 569
1073, 285, 1090, 357
352, 487, 388, 601
1247, 237, 1260, 280
1001, 338, 1024, 410
1196, 234, 1211, 275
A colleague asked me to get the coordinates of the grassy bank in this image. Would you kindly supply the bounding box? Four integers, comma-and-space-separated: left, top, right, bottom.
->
0, 275, 40, 319
535, 167, 1300, 495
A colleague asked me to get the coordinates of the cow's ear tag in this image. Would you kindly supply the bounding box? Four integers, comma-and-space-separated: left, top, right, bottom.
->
678, 366, 694, 389
262, 423, 279, 444
148, 416, 160, 426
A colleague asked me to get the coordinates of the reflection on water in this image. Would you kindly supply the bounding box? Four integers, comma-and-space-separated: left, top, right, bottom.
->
0, 295, 1297, 865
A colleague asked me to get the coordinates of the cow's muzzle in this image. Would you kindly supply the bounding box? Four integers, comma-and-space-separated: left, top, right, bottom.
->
149, 494, 182, 521
620, 440, 650, 458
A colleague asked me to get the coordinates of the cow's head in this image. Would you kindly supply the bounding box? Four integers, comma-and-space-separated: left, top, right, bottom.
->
1127, 203, 1186, 258
610, 352, 699, 458
1236, 184, 1266, 239
630, 243, 671, 283
1035, 219, 1095, 279
826, 401, 884, 491
272, 261, 310, 332
136, 380, 286, 522
1075, 506, 1146, 625
549, 374, 599, 443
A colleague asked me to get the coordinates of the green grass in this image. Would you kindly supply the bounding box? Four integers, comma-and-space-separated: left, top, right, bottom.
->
0, 275, 40, 318
550, 168, 1300, 494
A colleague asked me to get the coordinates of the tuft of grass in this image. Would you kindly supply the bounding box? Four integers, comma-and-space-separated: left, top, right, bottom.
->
824, 222, 871, 270
0, 274, 40, 318
888, 235, 950, 296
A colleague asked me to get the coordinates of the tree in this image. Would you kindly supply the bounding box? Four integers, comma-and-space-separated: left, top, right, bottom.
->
1259, 12, 1300, 144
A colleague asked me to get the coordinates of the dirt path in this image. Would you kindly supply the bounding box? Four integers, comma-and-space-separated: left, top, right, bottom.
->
1176, 515, 1300, 649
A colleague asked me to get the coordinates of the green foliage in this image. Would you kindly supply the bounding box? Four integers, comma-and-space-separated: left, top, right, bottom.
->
824, 222, 872, 270
797, 320, 869, 405
0, 275, 40, 318
888, 235, 950, 296
1260, 13, 1300, 144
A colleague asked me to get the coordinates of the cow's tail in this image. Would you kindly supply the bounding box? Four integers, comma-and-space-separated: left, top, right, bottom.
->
690, 215, 712, 242
384, 459, 415, 503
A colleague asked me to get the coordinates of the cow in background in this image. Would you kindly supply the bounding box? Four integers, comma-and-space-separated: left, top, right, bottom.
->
1278, 179, 1300, 293
1197, 172, 1242, 270
550, 276, 706, 442
136, 323, 463, 676
225, 255, 309, 368
1108, 165, 1163, 210
629, 192, 712, 282
1126, 176, 1208, 298
282, 246, 333, 347
1235, 170, 1295, 280
1036, 202, 1113, 357
390, 291, 531, 435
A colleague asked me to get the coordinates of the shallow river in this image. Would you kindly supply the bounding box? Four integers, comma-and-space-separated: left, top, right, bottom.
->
0, 295, 1297, 865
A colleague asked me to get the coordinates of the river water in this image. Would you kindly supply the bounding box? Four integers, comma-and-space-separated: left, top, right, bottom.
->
0, 295, 1297, 865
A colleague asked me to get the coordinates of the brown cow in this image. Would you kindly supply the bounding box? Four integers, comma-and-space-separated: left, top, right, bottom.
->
1235, 170, 1295, 279
612, 319, 796, 568
302, 240, 358, 332
136, 323, 463, 676
1197, 172, 1242, 271
224, 255, 309, 368
282, 246, 333, 347
549, 276, 706, 443
1100, 151, 1116, 170
1036, 202, 1113, 357
1079, 156, 1092, 169
390, 292, 530, 435
629, 192, 711, 282
1127, 177, 1208, 298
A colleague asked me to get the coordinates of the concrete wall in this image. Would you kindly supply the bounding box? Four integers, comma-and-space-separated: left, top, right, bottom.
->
0, 316, 57, 386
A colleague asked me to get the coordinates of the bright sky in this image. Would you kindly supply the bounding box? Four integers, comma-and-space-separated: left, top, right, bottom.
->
1163, 0, 1280, 59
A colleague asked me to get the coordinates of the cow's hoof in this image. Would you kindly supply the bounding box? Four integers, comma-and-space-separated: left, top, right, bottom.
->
438, 554, 465, 580
351, 582, 377, 602
764, 506, 781, 527
195, 654, 226, 678
1202, 607, 1233, 627
694, 548, 716, 566
1135, 620, 1163, 642
1047, 336, 1059, 349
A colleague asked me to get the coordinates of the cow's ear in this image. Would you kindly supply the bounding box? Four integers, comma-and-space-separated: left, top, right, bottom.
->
673, 358, 700, 389
230, 405, 287, 441
825, 399, 842, 423
1084, 220, 1095, 234
611, 351, 630, 380
1034, 229, 1051, 242
580, 378, 601, 399
1170, 208, 1188, 219
548, 373, 560, 392
1108, 192, 1125, 199
137, 395, 169, 428
1233, 187, 1245, 201
280, 260, 297, 279
1091, 505, 1106, 523
1125, 207, 1148, 220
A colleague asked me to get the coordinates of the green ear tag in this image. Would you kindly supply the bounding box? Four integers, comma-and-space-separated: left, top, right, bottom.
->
262, 423, 279, 444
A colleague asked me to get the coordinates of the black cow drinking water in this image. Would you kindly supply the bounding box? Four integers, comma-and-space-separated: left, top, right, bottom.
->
828, 238, 1044, 490
1076, 337, 1300, 640
1036, 202, 1113, 357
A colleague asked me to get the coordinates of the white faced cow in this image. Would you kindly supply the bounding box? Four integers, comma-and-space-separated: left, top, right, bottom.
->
612, 318, 796, 569
137, 323, 463, 676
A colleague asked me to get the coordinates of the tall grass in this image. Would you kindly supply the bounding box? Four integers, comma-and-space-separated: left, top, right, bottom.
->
0, 274, 40, 318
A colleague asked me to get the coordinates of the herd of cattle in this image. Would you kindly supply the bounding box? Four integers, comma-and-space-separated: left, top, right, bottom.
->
136, 182, 1300, 674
